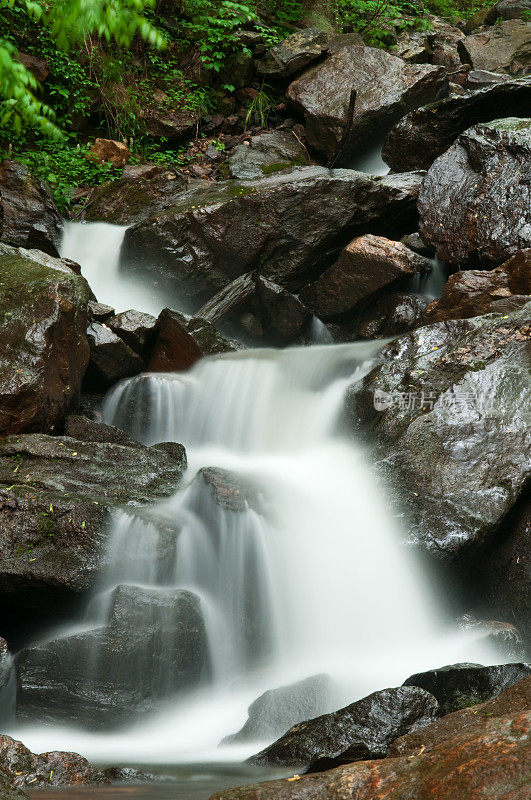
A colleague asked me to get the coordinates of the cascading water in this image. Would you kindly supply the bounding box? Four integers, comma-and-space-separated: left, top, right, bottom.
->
11, 344, 501, 765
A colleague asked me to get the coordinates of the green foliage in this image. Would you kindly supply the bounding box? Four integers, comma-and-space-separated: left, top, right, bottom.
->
245, 84, 276, 129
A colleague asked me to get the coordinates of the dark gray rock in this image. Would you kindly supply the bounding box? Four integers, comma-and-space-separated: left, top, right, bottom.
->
352, 292, 429, 340
382, 76, 531, 171
148, 309, 240, 372
122, 168, 424, 303
85, 322, 144, 390
418, 118, 531, 268
249, 685, 439, 770
403, 663, 531, 715
347, 303, 531, 560
486, 0, 531, 23
457, 614, 525, 661
225, 132, 308, 180
257, 28, 328, 79
286, 46, 447, 165
107, 309, 158, 357
458, 19, 531, 74
0, 160, 62, 256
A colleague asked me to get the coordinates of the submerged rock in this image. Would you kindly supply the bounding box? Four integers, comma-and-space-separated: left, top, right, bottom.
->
0, 160, 62, 256
403, 663, 531, 715
0, 244, 91, 436
348, 303, 531, 560
300, 235, 431, 320
148, 309, 240, 372
122, 168, 424, 303
195, 468, 261, 514
286, 46, 446, 164
225, 675, 333, 744
458, 19, 531, 74
225, 132, 308, 180
0, 734, 107, 788
0, 432, 186, 641
16, 585, 207, 727
198, 273, 312, 345
382, 75, 531, 171
249, 685, 438, 770
418, 118, 531, 267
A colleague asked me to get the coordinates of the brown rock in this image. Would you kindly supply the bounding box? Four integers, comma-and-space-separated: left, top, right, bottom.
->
142, 106, 197, 142
89, 138, 130, 167
390, 675, 531, 756
486, 0, 531, 24
0, 245, 91, 435
17, 52, 49, 82
458, 19, 531, 74
257, 27, 328, 79
286, 46, 447, 164
212, 711, 531, 800
300, 235, 431, 319
148, 309, 240, 372
0, 734, 107, 788
0, 160, 62, 256
424, 249, 531, 323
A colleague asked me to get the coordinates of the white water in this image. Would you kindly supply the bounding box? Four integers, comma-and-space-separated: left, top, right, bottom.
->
11, 344, 501, 763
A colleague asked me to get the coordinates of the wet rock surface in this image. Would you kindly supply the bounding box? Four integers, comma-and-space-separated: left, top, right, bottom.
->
286, 46, 446, 164
348, 303, 531, 560
16, 585, 207, 727
225, 132, 308, 180
122, 168, 424, 303
249, 685, 439, 770
300, 235, 431, 320
195, 468, 261, 514
418, 118, 531, 267
403, 662, 531, 715
0, 244, 91, 436
148, 308, 240, 372
383, 76, 531, 171
458, 19, 531, 74
85, 322, 144, 389
257, 28, 328, 79
107, 309, 158, 357
0, 734, 107, 788
0, 160, 62, 256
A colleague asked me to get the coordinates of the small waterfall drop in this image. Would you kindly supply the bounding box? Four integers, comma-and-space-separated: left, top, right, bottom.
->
10, 344, 501, 763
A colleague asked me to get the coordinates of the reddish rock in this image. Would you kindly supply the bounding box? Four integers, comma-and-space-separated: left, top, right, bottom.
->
286, 46, 447, 164
424, 249, 531, 323
0, 734, 107, 789
300, 235, 431, 319
90, 138, 130, 167
458, 19, 531, 75
148, 309, 240, 372
212, 711, 531, 800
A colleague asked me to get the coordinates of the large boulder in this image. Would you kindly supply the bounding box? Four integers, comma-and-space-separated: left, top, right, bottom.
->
285, 46, 447, 165
403, 663, 531, 715
198, 273, 313, 345
458, 19, 531, 74
225, 132, 308, 181
148, 309, 240, 372
424, 249, 531, 323
418, 118, 531, 268
16, 584, 207, 727
299, 235, 432, 320
0, 734, 106, 788
486, 0, 531, 23
249, 686, 439, 770
257, 28, 328, 79
224, 675, 333, 744
0, 430, 186, 642
382, 76, 531, 171
122, 168, 424, 304
347, 303, 531, 560
0, 244, 91, 436
0, 160, 62, 256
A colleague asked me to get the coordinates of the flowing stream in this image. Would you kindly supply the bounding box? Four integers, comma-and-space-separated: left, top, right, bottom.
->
10, 222, 501, 796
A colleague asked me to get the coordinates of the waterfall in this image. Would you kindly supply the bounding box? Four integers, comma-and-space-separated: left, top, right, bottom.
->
9, 343, 500, 763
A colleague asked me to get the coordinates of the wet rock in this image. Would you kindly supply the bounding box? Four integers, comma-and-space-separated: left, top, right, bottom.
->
403, 663, 531, 715
0, 638, 11, 689
429, 17, 466, 71
458, 19, 531, 74
382, 75, 531, 171
352, 293, 428, 340
84, 167, 190, 225
17, 585, 206, 727
225, 132, 308, 180
148, 309, 240, 372
394, 28, 432, 63
0, 244, 91, 436
198, 273, 312, 345
257, 28, 328, 79
347, 303, 531, 559
466, 68, 510, 87
89, 138, 130, 167
195, 468, 261, 514
300, 235, 432, 320
418, 118, 531, 268
63, 414, 141, 448
0, 160, 62, 256
486, 0, 531, 23
206, 711, 531, 800
0, 771, 26, 799
107, 309, 158, 357
123, 168, 423, 303
456, 614, 525, 661
286, 46, 446, 164
424, 250, 531, 322
88, 300, 114, 322
250, 685, 438, 770
225, 675, 333, 744
85, 322, 143, 390
0, 433, 186, 641
0, 734, 107, 788
401, 232, 435, 257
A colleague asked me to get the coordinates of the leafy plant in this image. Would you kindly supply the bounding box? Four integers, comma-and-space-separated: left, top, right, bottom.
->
245, 84, 275, 129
